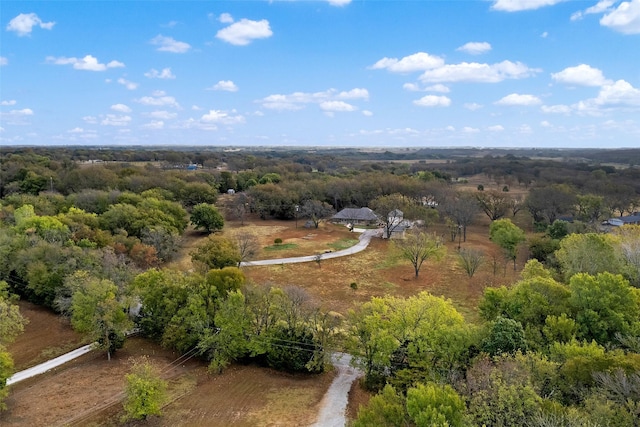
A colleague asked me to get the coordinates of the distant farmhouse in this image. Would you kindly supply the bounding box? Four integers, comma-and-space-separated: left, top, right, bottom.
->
331, 207, 379, 227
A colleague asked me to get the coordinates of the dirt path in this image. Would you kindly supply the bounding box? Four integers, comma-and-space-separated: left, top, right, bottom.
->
312, 353, 363, 427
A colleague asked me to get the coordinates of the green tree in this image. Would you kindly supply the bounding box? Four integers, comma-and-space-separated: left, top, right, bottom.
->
406, 382, 467, 427
482, 316, 528, 356
0, 347, 14, 411
568, 272, 640, 344
393, 229, 445, 278
71, 277, 132, 360
556, 233, 625, 280
190, 235, 241, 272
190, 203, 224, 233
489, 218, 525, 271
352, 384, 407, 427
123, 356, 167, 420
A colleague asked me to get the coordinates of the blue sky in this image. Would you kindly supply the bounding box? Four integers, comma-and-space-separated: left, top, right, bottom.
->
1, 0, 639, 148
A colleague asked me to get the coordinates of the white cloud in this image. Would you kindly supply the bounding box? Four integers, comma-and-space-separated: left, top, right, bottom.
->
210, 80, 239, 92
592, 79, 640, 106
571, 0, 615, 21
0, 57, 7, 66
540, 120, 553, 127
6, 13, 55, 36
201, 109, 245, 125
150, 35, 191, 53
117, 78, 138, 90
338, 88, 369, 99
83, 116, 98, 124
145, 68, 176, 79
464, 103, 483, 110
1, 100, 17, 106
541, 31, 549, 38
216, 19, 273, 46
135, 93, 180, 108
491, 0, 567, 12
462, 126, 480, 133
488, 125, 505, 131
101, 114, 131, 126
144, 110, 177, 120
541, 104, 571, 113
370, 52, 444, 73
362, 110, 373, 116
257, 88, 367, 111
419, 60, 540, 83
0, 108, 34, 126
319, 101, 357, 112
600, 0, 640, 34
46, 55, 125, 71
219, 13, 234, 24
327, 0, 352, 6
518, 124, 533, 133
142, 120, 164, 130
111, 104, 132, 113
413, 95, 452, 107
551, 64, 611, 86
456, 42, 492, 55
495, 93, 542, 106
403, 83, 420, 92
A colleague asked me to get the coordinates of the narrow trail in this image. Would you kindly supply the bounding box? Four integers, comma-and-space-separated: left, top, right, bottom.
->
312, 353, 363, 427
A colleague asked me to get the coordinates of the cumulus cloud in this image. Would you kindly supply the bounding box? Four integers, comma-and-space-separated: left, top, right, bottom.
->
419, 60, 539, 83
0, 57, 7, 66
6, 13, 55, 36
600, 0, 640, 34
145, 68, 176, 79
209, 80, 239, 92
111, 104, 132, 113
1, 100, 17, 106
462, 126, 480, 133
319, 101, 357, 112
488, 125, 505, 131
135, 91, 180, 108
117, 78, 138, 90
362, 110, 373, 116
101, 114, 131, 126
370, 52, 444, 73
413, 95, 452, 107
456, 42, 492, 55
551, 64, 611, 86
216, 19, 273, 46
0, 108, 34, 125
491, 0, 567, 12
571, 0, 615, 21
150, 35, 191, 53
257, 88, 368, 111
46, 55, 125, 71
201, 109, 245, 125
495, 93, 542, 106
592, 79, 640, 106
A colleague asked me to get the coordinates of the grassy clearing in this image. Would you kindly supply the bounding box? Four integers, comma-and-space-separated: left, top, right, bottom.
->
263, 243, 298, 251
327, 238, 359, 250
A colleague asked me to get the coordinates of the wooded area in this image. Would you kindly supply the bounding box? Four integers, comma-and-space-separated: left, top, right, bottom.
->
1, 146, 639, 425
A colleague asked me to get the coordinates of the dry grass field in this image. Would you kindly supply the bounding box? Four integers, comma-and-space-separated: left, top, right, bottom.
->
4, 196, 529, 426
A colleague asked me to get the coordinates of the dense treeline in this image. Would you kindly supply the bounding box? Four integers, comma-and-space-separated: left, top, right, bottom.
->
1, 147, 640, 424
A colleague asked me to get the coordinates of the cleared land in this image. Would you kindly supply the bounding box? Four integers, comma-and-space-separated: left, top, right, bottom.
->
4, 205, 526, 425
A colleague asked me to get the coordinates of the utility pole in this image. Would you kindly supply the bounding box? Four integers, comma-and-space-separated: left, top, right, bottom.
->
295, 205, 299, 228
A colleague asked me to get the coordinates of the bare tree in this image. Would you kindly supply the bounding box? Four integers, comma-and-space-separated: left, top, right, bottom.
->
476, 190, 510, 221
299, 199, 335, 229
393, 229, 446, 278
442, 192, 480, 241
457, 248, 484, 278
233, 231, 260, 266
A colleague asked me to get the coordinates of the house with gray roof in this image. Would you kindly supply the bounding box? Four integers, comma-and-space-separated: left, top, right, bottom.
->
331, 207, 380, 226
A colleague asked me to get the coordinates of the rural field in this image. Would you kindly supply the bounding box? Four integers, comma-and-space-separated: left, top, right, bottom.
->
3, 210, 523, 426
